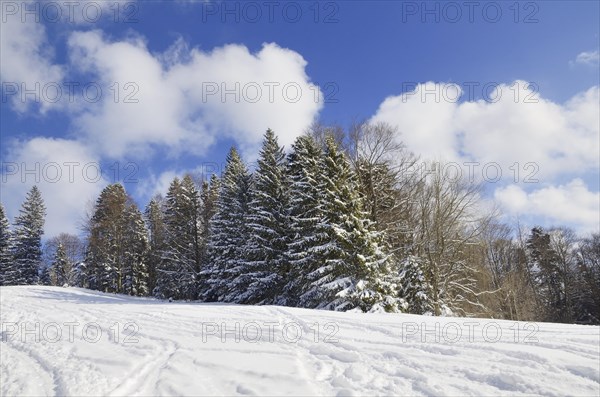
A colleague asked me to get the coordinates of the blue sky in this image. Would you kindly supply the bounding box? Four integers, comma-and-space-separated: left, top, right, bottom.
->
1, 0, 599, 237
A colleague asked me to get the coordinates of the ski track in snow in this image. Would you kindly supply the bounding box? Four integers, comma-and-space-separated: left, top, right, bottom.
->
0, 286, 598, 396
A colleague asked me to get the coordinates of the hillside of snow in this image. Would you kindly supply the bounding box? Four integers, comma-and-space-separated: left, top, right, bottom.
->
1, 286, 599, 396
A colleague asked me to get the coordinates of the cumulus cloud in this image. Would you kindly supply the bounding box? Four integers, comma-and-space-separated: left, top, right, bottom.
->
0, 1, 138, 113
1, 138, 107, 237
371, 81, 599, 234
2, 19, 322, 237
371, 81, 599, 182
0, 10, 64, 113
495, 179, 600, 234
135, 170, 181, 201
573, 50, 599, 66
134, 161, 227, 203
370, 82, 462, 162
66, 30, 323, 159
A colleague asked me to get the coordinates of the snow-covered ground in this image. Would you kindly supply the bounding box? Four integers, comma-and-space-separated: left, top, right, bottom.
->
0, 286, 598, 396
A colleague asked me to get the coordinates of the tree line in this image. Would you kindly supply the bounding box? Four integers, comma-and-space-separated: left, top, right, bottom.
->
1, 123, 598, 323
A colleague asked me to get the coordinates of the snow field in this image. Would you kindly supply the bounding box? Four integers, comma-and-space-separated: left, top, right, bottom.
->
1, 286, 599, 396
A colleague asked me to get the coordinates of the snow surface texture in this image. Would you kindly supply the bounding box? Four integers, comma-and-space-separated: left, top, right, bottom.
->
1, 286, 598, 396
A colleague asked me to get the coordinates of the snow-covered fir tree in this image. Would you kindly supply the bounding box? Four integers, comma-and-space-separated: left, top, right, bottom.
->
397, 255, 433, 314
39, 265, 52, 286
0, 204, 13, 286
71, 261, 89, 289
144, 196, 166, 295
301, 137, 399, 312
122, 204, 150, 296
156, 175, 202, 300
199, 174, 220, 265
11, 186, 46, 285
283, 135, 325, 306
52, 243, 69, 286
86, 184, 128, 292
202, 147, 252, 302
86, 184, 148, 294
42, 233, 83, 286
527, 227, 564, 322
233, 129, 290, 304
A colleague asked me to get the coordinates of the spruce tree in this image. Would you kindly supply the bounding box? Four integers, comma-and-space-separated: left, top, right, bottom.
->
86, 184, 128, 292
144, 196, 166, 294
527, 227, 564, 322
284, 135, 325, 306
11, 186, 46, 285
72, 261, 89, 289
301, 137, 399, 312
156, 175, 202, 300
86, 184, 148, 295
398, 255, 433, 314
155, 178, 181, 299
0, 204, 13, 286
199, 175, 220, 265
122, 204, 149, 296
52, 243, 69, 286
39, 265, 52, 286
203, 147, 252, 302
234, 129, 290, 304
180, 174, 203, 292
42, 234, 83, 285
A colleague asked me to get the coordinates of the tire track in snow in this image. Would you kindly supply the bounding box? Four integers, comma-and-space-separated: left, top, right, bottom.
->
1, 339, 67, 396
107, 332, 179, 396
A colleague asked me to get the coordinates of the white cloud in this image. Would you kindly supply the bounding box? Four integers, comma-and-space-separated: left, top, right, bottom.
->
371, 81, 599, 234
2, 22, 322, 237
371, 82, 600, 182
1, 138, 107, 237
370, 82, 462, 162
134, 162, 226, 203
66, 31, 323, 160
573, 50, 599, 66
135, 170, 180, 202
0, 1, 138, 113
495, 179, 600, 234
0, 11, 64, 113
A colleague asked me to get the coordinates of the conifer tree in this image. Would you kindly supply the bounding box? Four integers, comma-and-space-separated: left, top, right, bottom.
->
144, 196, 166, 294
86, 184, 128, 292
72, 261, 89, 289
527, 227, 564, 322
42, 233, 83, 285
301, 137, 398, 312
234, 129, 290, 304
11, 186, 46, 285
51, 243, 69, 286
156, 175, 202, 300
86, 184, 148, 295
122, 204, 149, 296
284, 135, 325, 306
203, 147, 252, 302
39, 265, 52, 286
199, 175, 220, 264
398, 255, 433, 314
0, 204, 13, 286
